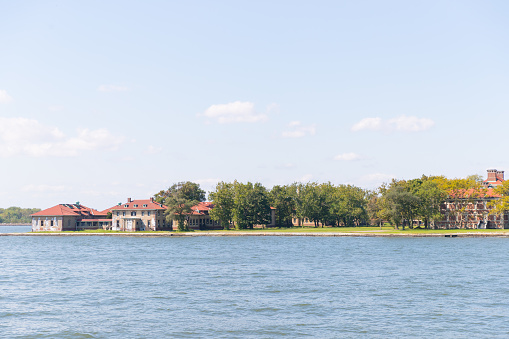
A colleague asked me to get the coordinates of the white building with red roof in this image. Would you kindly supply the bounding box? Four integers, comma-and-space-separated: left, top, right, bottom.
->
108, 198, 169, 231
31, 203, 109, 231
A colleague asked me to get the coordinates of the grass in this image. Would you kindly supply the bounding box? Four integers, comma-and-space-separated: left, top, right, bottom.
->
28, 226, 509, 235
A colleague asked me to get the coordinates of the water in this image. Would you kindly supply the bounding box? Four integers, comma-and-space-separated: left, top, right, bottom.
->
0, 225, 31, 233
1, 235, 509, 338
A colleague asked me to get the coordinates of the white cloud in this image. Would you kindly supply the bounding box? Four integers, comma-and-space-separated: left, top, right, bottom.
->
97, 84, 129, 92
388, 115, 435, 132
351, 117, 382, 132
282, 121, 316, 138
334, 152, 361, 161
0, 117, 124, 157
146, 145, 163, 154
351, 115, 434, 132
201, 101, 268, 124
0, 90, 13, 103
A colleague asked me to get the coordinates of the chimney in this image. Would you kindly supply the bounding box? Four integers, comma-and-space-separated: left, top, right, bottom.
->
127, 198, 132, 203
487, 169, 497, 182
497, 171, 505, 181
150, 197, 154, 202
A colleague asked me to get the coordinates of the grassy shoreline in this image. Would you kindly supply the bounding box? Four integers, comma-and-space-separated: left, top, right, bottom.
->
4, 226, 509, 237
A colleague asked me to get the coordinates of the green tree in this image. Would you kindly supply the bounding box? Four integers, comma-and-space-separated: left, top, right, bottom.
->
269, 185, 295, 227
488, 180, 509, 215
154, 181, 205, 204
381, 181, 420, 229
209, 181, 235, 230
157, 182, 205, 231
233, 182, 271, 229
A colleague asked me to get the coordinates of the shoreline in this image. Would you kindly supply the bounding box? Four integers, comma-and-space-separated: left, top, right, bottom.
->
2, 232, 509, 237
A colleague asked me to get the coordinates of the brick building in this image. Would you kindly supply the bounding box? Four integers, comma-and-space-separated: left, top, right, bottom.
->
31, 203, 110, 231
435, 169, 508, 229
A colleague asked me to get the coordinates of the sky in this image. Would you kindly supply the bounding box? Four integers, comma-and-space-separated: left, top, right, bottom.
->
2, 0, 509, 210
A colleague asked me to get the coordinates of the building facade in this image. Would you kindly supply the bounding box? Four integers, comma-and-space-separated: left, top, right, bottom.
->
108, 198, 169, 231
435, 169, 509, 229
31, 203, 109, 231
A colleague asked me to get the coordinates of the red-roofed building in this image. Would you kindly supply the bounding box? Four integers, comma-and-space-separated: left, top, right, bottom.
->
179, 202, 222, 230
31, 203, 110, 231
434, 169, 508, 229
482, 169, 505, 188
108, 197, 169, 231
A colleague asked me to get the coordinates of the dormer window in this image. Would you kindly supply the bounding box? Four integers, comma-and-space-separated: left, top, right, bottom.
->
143, 204, 147, 208
133, 204, 138, 208
124, 204, 129, 208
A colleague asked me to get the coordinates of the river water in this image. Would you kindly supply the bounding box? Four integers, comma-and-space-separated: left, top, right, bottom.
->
1, 229, 509, 338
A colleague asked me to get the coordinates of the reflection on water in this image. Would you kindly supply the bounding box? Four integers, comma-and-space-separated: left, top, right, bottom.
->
0, 236, 509, 338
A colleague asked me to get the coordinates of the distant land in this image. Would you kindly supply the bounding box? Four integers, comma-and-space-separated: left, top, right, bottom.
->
0, 207, 40, 224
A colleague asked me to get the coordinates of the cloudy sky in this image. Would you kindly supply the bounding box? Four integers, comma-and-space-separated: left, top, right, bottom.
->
2, 1, 509, 210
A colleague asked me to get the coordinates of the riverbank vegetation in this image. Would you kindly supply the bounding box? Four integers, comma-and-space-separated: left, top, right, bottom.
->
0, 207, 40, 224
155, 174, 509, 231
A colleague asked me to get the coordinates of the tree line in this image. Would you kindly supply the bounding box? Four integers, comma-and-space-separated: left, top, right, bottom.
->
154, 174, 507, 230
0, 207, 41, 224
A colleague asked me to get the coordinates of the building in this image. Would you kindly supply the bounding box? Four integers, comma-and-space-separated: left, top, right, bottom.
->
31, 203, 110, 231
179, 202, 222, 230
482, 169, 505, 188
435, 169, 508, 229
108, 198, 169, 231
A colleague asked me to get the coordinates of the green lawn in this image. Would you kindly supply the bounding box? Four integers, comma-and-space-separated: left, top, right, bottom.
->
30, 226, 509, 235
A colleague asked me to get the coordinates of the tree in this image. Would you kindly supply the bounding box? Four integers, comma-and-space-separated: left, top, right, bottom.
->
233, 182, 271, 229
269, 185, 295, 227
412, 176, 447, 229
381, 180, 420, 229
154, 181, 205, 204
209, 181, 235, 230
157, 182, 205, 231
488, 180, 509, 215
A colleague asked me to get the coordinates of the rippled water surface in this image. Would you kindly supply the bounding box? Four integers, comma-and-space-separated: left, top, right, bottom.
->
1, 233, 509, 338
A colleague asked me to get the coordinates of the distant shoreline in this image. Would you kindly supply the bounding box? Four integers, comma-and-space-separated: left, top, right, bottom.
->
2, 232, 509, 238
0, 223, 31, 226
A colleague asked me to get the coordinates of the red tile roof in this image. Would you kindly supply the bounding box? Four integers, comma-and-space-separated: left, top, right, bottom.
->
106, 199, 167, 212
31, 204, 107, 217
448, 188, 500, 199
189, 202, 214, 215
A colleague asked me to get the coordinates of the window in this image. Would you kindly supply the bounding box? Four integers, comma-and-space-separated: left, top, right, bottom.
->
123, 212, 126, 216
133, 204, 138, 208
158, 211, 160, 216
51, 220, 54, 226
142, 211, 145, 216
143, 204, 147, 208
148, 211, 151, 216
148, 220, 151, 227
40, 220, 43, 226
131, 211, 137, 216
116, 212, 119, 216
124, 204, 129, 208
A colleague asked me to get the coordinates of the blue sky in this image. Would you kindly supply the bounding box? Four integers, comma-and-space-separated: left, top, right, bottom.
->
2, 0, 509, 210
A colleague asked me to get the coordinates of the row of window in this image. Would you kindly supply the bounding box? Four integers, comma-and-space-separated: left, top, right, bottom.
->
116, 210, 161, 217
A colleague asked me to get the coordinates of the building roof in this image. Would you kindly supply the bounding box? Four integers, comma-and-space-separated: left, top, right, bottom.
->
106, 199, 167, 212
190, 202, 214, 215
31, 204, 107, 217
448, 188, 501, 199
